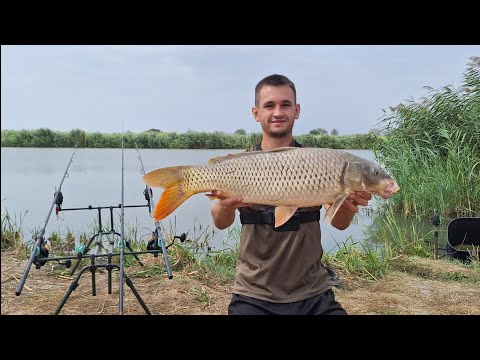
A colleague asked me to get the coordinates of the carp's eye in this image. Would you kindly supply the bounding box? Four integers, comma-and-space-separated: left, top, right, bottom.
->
372, 169, 379, 176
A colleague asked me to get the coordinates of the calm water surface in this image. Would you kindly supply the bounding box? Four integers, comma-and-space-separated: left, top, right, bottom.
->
1, 147, 418, 253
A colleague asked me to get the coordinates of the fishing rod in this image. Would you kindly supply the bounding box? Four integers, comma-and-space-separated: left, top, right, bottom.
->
14, 140, 185, 314
135, 143, 182, 280
15, 146, 77, 296
48, 200, 154, 314
119, 123, 126, 314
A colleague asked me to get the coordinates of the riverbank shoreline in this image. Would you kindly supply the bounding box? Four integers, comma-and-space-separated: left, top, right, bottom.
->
2, 250, 479, 315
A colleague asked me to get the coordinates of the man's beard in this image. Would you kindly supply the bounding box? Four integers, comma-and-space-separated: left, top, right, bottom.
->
262, 122, 293, 139
268, 129, 290, 138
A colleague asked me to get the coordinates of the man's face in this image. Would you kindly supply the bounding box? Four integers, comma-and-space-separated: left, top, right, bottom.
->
252, 85, 300, 139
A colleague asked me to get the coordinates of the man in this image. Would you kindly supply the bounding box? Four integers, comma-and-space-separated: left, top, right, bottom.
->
210, 74, 371, 315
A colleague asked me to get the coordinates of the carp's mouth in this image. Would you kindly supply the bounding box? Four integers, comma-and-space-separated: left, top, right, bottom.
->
378, 180, 400, 199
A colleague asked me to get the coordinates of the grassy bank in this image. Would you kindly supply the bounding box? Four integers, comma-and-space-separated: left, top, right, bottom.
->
2, 217, 479, 315
2, 209, 478, 288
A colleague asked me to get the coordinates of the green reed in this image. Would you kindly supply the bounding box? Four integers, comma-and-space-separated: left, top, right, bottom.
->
195, 226, 240, 281
324, 236, 390, 281
1, 209, 27, 254
376, 127, 478, 218
366, 205, 432, 258
374, 56, 480, 219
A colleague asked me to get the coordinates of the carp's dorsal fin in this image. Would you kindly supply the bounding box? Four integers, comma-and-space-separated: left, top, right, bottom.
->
324, 193, 349, 224
208, 147, 298, 165
264, 146, 298, 153
208, 152, 258, 165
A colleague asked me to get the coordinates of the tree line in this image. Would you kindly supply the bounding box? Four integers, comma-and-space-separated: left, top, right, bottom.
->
1, 129, 378, 149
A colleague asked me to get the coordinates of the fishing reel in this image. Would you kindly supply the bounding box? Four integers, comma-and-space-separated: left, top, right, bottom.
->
147, 232, 161, 256
175, 233, 187, 243
33, 237, 72, 269
147, 231, 186, 256
143, 187, 153, 202
34, 238, 51, 268
54, 191, 63, 215
32, 238, 52, 269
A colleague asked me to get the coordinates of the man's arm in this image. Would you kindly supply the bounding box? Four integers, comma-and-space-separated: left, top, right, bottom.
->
327, 192, 372, 230
210, 191, 253, 230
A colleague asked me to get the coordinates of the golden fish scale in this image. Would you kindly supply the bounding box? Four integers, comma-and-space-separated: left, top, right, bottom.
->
181, 148, 355, 207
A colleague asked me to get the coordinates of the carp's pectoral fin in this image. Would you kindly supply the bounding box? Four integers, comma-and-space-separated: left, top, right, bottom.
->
324, 193, 349, 223
274, 206, 298, 228
205, 193, 221, 201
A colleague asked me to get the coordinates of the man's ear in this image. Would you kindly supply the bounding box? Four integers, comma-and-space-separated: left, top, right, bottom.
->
252, 107, 260, 122
295, 103, 301, 119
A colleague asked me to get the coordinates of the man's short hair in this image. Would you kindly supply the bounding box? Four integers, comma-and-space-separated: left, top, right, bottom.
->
255, 74, 296, 106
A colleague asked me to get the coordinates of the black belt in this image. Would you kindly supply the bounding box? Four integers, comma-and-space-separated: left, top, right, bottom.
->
240, 210, 320, 232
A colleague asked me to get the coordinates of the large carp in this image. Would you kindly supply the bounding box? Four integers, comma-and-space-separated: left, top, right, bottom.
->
143, 147, 400, 227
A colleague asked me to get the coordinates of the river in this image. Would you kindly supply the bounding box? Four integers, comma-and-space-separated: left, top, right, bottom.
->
1, 147, 433, 254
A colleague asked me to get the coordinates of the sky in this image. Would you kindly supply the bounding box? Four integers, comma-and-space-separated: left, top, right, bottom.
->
1, 45, 478, 136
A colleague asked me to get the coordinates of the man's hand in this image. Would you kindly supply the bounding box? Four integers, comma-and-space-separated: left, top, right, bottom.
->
209, 190, 253, 210
325, 191, 372, 230
340, 191, 372, 213
210, 191, 253, 230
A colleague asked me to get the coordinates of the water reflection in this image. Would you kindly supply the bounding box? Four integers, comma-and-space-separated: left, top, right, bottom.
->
362, 208, 450, 259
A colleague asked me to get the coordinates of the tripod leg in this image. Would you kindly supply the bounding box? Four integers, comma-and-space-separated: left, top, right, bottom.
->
107, 254, 113, 294
90, 255, 97, 296
69, 253, 84, 276
124, 273, 151, 315
55, 266, 90, 315
126, 241, 144, 266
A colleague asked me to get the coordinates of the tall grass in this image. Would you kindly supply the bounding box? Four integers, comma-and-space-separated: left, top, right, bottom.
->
1, 209, 27, 254
374, 56, 480, 219
357, 57, 480, 268
47, 229, 77, 256
324, 237, 390, 281
376, 129, 479, 218
166, 223, 240, 282
367, 206, 433, 258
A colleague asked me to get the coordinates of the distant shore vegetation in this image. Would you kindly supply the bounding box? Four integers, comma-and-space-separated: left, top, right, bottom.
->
0, 128, 379, 150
